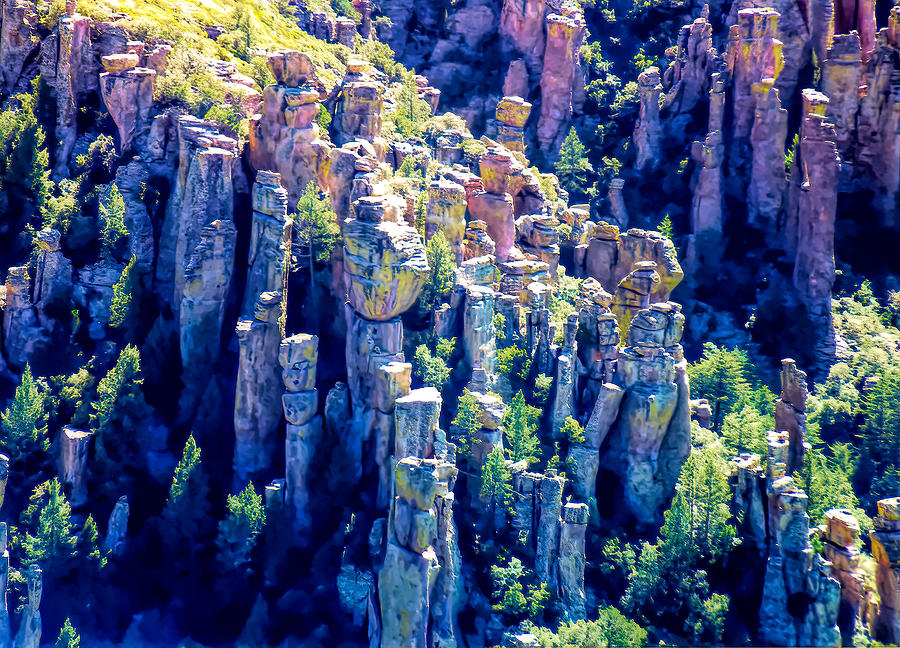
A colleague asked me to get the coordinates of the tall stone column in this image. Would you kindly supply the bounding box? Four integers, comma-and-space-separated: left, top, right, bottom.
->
690, 130, 724, 235
557, 503, 589, 621
425, 180, 467, 264
178, 218, 237, 419
551, 315, 578, 438
343, 195, 428, 489
58, 427, 91, 508
280, 333, 323, 530
243, 171, 289, 317
496, 97, 532, 154
463, 285, 498, 392
537, 9, 585, 151
822, 34, 863, 169
726, 8, 784, 141
871, 498, 900, 643
792, 114, 840, 370
748, 80, 788, 228
774, 359, 808, 475
468, 149, 516, 263
634, 67, 663, 171
103, 496, 129, 555
13, 566, 40, 648
379, 457, 458, 648
2, 267, 37, 370
233, 292, 284, 485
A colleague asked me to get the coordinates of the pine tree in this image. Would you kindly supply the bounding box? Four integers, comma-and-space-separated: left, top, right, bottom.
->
418, 230, 455, 310
452, 389, 481, 458
20, 478, 78, 572
292, 181, 341, 301
90, 345, 150, 464
503, 391, 541, 465
161, 435, 211, 549
216, 483, 265, 572
862, 366, 900, 474
108, 255, 136, 329
413, 344, 451, 390
99, 183, 128, 254
1, 364, 48, 463
555, 127, 593, 198
414, 190, 427, 238
687, 343, 754, 431
54, 618, 80, 648
393, 69, 431, 138
480, 446, 512, 500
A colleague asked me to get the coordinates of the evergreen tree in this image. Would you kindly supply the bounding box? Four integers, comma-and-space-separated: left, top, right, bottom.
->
20, 478, 77, 573
418, 230, 455, 310
56, 361, 97, 428
413, 343, 451, 390
393, 69, 431, 138
1, 364, 49, 463
480, 446, 511, 501
292, 181, 341, 299
622, 447, 735, 643
161, 435, 211, 549
54, 618, 80, 648
99, 183, 128, 255
414, 190, 427, 238
216, 483, 265, 572
555, 127, 593, 198
503, 391, 541, 465
108, 255, 136, 329
90, 345, 150, 464
862, 366, 900, 476
452, 389, 481, 458
687, 343, 754, 431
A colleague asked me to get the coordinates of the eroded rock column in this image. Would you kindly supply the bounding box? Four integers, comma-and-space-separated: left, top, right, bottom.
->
233, 292, 284, 484
281, 333, 323, 530
243, 171, 289, 316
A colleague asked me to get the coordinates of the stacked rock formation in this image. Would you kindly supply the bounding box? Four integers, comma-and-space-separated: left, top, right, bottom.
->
343, 195, 428, 489
334, 59, 385, 153
425, 179, 467, 263
821, 509, 866, 638
633, 67, 663, 171
594, 302, 691, 525
281, 333, 323, 530
773, 358, 808, 475
496, 96, 532, 153
249, 51, 331, 200
99, 52, 157, 152
233, 293, 284, 485
792, 114, 841, 368
468, 148, 517, 263
579, 224, 683, 305
663, 15, 713, 116
758, 434, 841, 646
508, 466, 589, 621
378, 457, 459, 648
242, 171, 290, 316
537, 7, 586, 151
574, 278, 619, 412
870, 498, 900, 643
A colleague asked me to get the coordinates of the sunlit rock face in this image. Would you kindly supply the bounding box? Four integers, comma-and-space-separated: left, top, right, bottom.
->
343, 195, 429, 322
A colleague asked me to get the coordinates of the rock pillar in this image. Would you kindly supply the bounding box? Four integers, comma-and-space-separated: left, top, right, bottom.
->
281, 333, 323, 530
58, 427, 91, 508
243, 171, 289, 317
